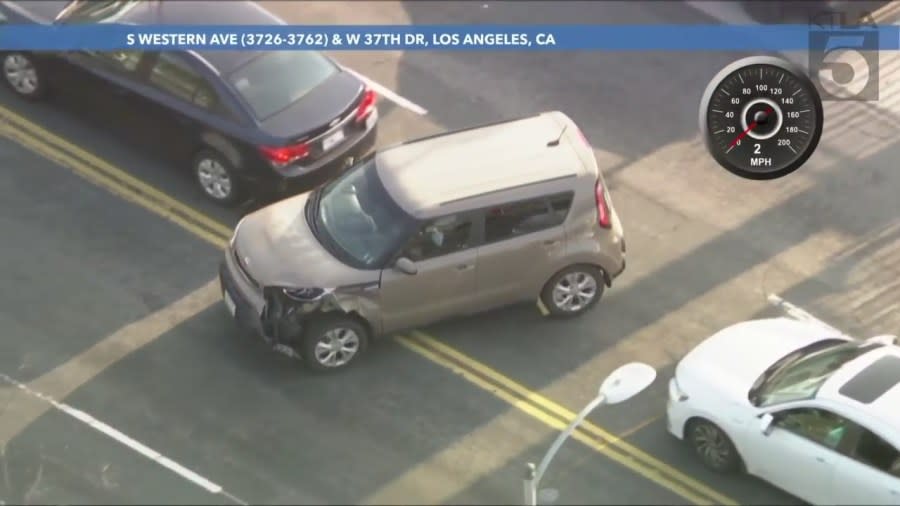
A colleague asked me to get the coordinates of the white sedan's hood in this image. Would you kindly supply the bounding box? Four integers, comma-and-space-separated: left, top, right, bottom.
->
676, 318, 850, 403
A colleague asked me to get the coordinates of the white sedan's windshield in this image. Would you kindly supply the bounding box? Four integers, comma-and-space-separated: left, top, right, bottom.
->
314, 160, 418, 269
757, 342, 872, 407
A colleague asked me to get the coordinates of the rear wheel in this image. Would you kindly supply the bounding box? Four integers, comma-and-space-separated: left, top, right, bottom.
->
301, 316, 370, 373
193, 150, 244, 207
687, 419, 742, 473
2, 52, 47, 100
540, 265, 604, 317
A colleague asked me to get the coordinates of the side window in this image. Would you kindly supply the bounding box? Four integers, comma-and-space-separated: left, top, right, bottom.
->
548, 192, 574, 224
402, 215, 473, 262
148, 53, 219, 110
774, 408, 849, 450
88, 50, 143, 74
484, 195, 568, 243
850, 428, 900, 477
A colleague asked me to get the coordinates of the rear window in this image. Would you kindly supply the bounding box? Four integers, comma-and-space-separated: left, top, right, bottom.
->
227, 52, 338, 120
484, 193, 572, 243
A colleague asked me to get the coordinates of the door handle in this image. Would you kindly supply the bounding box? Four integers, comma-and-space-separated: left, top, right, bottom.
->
814, 456, 825, 463
542, 239, 560, 246
455, 264, 473, 271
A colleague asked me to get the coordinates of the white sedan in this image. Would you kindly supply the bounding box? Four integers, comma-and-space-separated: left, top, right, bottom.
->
666, 318, 900, 505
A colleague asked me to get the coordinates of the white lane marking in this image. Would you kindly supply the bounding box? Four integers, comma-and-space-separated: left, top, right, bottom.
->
0, 373, 248, 505
340, 65, 429, 116
767, 293, 842, 335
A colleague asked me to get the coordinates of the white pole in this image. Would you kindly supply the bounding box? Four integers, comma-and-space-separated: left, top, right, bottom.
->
524, 394, 606, 505
523, 462, 537, 506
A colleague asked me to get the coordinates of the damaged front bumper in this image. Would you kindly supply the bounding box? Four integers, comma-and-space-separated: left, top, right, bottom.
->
219, 260, 268, 338
218, 256, 340, 359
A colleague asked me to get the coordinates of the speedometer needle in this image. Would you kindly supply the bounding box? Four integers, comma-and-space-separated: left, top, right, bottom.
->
729, 107, 773, 148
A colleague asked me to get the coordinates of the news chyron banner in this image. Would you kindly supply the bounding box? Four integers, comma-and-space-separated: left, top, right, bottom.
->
0, 24, 898, 51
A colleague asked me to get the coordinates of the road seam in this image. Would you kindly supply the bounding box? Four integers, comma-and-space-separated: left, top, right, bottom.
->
0, 103, 735, 506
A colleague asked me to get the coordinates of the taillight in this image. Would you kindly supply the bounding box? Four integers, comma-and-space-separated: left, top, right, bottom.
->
259, 142, 310, 166
595, 179, 612, 229
355, 88, 377, 123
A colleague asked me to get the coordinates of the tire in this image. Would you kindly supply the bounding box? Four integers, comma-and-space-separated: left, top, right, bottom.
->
687, 419, 742, 473
193, 150, 244, 207
2, 52, 47, 101
301, 315, 370, 373
540, 265, 604, 318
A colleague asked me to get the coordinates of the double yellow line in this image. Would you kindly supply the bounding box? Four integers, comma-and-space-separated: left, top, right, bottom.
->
0, 103, 736, 505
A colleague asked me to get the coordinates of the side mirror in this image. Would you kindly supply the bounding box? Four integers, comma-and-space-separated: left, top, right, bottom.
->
759, 412, 775, 436
394, 257, 418, 275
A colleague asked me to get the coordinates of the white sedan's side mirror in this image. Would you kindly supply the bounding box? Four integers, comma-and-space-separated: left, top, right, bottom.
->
759, 413, 775, 436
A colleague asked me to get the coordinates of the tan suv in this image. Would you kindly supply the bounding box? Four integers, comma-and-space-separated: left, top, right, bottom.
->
219, 111, 626, 371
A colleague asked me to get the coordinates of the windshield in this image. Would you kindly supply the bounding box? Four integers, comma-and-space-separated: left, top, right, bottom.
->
753, 340, 875, 407
56, 0, 140, 23
227, 51, 338, 120
313, 159, 418, 269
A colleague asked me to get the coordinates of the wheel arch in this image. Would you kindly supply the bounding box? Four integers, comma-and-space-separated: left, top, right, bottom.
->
196, 131, 244, 170
685, 416, 747, 472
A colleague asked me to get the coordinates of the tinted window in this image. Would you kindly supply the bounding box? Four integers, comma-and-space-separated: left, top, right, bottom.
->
402, 216, 474, 262
774, 408, 849, 450
485, 195, 568, 243
88, 50, 142, 73
227, 52, 338, 120
839, 355, 900, 404
851, 429, 900, 476
149, 54, 218, 110
549, 192, 574, 222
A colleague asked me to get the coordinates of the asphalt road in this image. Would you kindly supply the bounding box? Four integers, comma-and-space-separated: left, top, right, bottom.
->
3, 1, 900, 504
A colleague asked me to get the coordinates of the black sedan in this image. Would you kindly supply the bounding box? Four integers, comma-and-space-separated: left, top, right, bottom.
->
0, 0, 379, 206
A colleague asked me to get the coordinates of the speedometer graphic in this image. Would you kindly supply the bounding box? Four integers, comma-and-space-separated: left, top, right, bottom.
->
699, 56, 824, 180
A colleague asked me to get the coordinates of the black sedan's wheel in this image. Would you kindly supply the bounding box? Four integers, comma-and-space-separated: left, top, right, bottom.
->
301, 316, 370, 373
193, 150, 243, 207
688, 419, 742, 473
2, 52, 47, 100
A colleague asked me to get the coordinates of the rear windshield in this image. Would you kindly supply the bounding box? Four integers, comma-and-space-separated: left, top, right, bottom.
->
227, 52, 338, 120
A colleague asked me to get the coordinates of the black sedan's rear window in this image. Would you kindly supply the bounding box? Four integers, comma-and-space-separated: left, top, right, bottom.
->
227, 51, 338, 120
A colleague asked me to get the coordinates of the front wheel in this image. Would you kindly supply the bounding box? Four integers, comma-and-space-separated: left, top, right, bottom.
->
301, 316, 370, 373
193, 150, 244, 207
2, 52, 47, 100
540, 265, 604, 317
687, 419, 742, 473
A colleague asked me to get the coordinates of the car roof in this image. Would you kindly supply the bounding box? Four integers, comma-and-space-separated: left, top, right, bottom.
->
375, 111, 590, 219
819, 344, 900, 428
119, 0, 279, 74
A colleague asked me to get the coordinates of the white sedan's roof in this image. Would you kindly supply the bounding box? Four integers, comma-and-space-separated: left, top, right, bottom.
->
818, 344, 900, 427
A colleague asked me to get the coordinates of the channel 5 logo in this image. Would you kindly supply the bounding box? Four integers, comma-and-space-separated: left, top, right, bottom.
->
808, 9, 879, 101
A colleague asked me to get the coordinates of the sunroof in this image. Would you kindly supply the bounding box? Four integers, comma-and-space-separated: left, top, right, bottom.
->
839, 355, 900, 404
